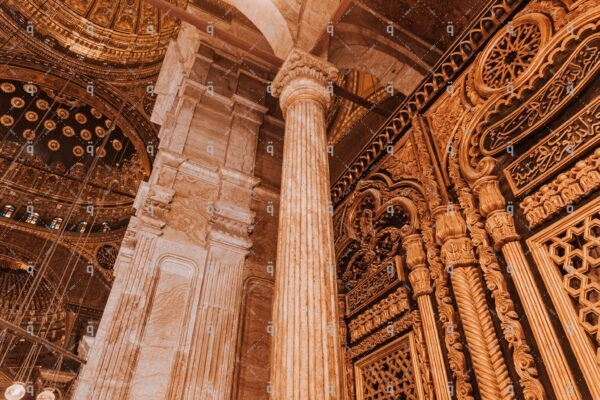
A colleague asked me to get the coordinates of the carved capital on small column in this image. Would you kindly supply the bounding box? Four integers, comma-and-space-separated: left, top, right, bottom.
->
272, 49, 339, 113
404, 234, 432, 297
434, 205, 476, 268
473, 176, 519, 250
134, 182, 174, 236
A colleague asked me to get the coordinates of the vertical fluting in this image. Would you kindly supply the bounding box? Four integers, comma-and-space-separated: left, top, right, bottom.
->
503, 241, 582, 399
417, 295, 452, 400
73, 231, 158, 399
181, 245, 247, 399
271, 72, 342, 399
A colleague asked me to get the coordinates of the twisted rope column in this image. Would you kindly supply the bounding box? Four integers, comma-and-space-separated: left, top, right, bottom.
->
435, 205, 512, 400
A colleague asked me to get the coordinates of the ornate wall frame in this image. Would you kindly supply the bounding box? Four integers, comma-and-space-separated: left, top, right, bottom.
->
354, 331, 426, 400
527, 196, 600, 395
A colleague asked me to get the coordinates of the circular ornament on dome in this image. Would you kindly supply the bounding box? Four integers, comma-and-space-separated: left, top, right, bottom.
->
44, 120, 57, 131
62, 126, 75, 137
1, 82, 16, 93
23, 129, 35, 140
56, 108, 69, 119
11, 97, 25, 108
1, 115, 14, 126
90, 108, 102, 119
97, 147, 107, 158
80, 129, 92, 141
75, 113, 87, 124
23, 83, 38, 94
25, 111, 38, 122
473, 14, 552, 97
96, 244, 118, 270
112, 139, 123, 151
48, 139, 60, 151
73, 145, 84, 157
95, 126, 106, 137
36, 99, 49, 110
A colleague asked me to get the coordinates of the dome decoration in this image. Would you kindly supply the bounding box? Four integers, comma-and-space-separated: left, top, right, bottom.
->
5, 0, 189, 64
0, 79, 136, 171
0, 266, 66, 344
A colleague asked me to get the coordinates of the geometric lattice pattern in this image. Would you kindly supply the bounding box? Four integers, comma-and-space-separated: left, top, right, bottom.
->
356, 334, 418, 400
546, 211, 600, 356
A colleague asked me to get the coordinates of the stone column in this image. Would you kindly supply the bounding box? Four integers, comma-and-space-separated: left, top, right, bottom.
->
434, 205, 512, 400
473, 176, 581, 399
404, 233, 451, 400
270, 49, 342, 399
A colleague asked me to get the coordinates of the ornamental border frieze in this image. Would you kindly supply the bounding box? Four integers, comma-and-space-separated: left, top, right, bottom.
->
346, 311, 417, 360
348, 285, 411, 342
331, 0, 525, 204
504, 95, 600, 195
345, 259, 404, 316
520, 147, 600, 228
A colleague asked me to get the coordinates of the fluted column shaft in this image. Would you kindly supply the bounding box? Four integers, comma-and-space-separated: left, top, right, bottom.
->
474, 176, 581, 399
73, 215, 162, 399
404, 233, 451, 400
270, 49, 341, 399
176, 238, 247, 399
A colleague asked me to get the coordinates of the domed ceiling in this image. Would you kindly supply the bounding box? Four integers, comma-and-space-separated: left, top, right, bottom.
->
5, 0, 189, 64
0, 79, 136, 169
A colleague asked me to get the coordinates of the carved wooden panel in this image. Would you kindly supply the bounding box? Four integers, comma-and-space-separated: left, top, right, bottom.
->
528, 197, 600, 394
354, 332, 425, 400
519, 148, 600, 228
505, 95, 600, 196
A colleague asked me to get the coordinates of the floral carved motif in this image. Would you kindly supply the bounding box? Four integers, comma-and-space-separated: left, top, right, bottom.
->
345, 262, 402, 315
346, 312, 416, 360
479, 34, 600, 157
348, 285, 411, 342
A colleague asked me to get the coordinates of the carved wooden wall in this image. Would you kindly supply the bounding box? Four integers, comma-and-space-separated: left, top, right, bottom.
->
334, 1, 600, 398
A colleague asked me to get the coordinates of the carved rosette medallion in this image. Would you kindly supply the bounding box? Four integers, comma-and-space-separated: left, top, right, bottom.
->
473, 13, 552, 97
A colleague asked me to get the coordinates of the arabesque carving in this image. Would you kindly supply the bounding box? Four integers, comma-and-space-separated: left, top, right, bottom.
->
505, 95, 600, 195
348, 286, 410, 342
520, 148, 600, 228
475, 18, 600, 161
450, 156, 546, 399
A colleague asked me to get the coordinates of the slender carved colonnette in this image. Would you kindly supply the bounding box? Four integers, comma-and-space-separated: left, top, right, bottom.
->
409, 119, 475, 400
436, 204, 513, 400
449, 154, 546, 400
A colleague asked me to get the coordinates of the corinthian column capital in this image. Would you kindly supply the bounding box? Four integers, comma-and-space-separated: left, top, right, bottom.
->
272, 48, 339, 111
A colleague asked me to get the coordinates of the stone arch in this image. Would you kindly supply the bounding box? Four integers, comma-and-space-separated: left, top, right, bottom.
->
221, 0, 294, 58
329, 23, 427, 95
